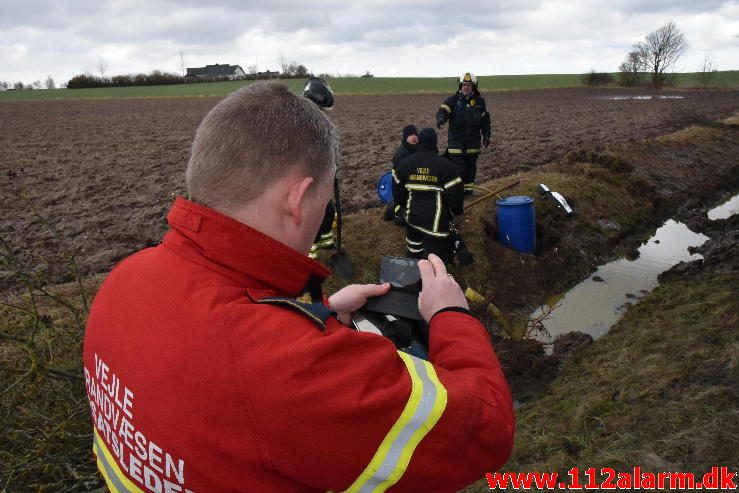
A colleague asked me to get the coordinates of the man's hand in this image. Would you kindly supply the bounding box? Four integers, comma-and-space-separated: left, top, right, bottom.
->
482, 137, 490, 148
418, 254, 468, 323
328, 283, 391, 325
436, 117, 445, 129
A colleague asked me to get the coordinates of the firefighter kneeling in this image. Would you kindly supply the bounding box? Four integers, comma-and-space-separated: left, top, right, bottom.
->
393, 128, 464, 264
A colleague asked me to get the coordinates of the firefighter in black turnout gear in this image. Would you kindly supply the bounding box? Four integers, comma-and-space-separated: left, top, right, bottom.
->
384, 124, 419, 222
304, 76, 337, 259
393, 128, 464, 264
436, 72, 491, 189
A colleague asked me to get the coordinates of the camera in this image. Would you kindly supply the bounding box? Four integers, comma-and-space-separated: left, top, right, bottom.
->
352, 256, 429, 359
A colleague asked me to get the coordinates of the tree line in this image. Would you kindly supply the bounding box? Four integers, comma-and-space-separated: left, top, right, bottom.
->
66, 70, 185, 89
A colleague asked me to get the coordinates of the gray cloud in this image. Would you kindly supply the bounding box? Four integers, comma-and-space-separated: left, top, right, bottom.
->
0, 0, 737, 83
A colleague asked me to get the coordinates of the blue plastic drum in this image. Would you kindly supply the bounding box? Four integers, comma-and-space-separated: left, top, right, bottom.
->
376, 171, 394, 204
496, 196, 536, 254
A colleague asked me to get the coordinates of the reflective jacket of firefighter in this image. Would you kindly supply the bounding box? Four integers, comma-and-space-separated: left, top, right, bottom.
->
392, 141, 465, 238
83, 197, 514, 493
436, 88, 491, 155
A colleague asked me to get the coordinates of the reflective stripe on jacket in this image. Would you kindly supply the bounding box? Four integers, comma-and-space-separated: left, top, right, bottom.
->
392, 146, 464, 237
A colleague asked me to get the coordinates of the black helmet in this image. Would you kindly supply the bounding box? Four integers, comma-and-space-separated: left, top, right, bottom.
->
458, 72, 478, 91
303, 77, 334, 110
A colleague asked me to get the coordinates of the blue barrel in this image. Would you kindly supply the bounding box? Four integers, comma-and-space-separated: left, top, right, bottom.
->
497, 196, 536, 254
376, 171, 393, 204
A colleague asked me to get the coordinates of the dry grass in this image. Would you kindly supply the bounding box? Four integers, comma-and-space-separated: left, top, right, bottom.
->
462, 271, 738, 491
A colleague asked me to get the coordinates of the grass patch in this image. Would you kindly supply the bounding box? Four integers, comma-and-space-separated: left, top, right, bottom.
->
462, 271, 738, 491
3, 71, 738, 101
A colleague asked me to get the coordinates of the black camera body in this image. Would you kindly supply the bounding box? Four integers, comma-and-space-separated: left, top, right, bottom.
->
353, 256, 429, 358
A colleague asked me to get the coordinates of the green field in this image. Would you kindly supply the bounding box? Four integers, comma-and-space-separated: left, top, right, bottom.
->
1, 71, 738, 101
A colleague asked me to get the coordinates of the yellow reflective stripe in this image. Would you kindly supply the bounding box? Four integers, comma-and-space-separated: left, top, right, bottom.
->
391, 169, 400, 184
407, 246, 424, 253
339, 352, 447, 493
440, 104, 451, 113
443, 177, 462, 189
481, 111, 487, 117
433, 192, 442, 232
394, 204, 401, 213
93, 428, 144, 493
408, 223, 450, 238
405, 237, 423, 246
447, 148, 481, 154
405, 183, 443, 192
405, 191, 412, 221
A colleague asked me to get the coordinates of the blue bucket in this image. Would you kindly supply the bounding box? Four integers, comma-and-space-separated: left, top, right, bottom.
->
496, 196, 536, 254
376, 171, 393, 204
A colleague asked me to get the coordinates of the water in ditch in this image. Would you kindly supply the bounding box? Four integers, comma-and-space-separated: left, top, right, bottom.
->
532, 195, 738, 344
708, 193, 739, 220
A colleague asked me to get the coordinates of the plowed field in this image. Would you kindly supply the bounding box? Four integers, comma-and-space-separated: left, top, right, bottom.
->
2, 87, 738, 289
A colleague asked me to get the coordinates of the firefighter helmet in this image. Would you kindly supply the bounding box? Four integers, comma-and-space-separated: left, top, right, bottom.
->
458, 72, 478, 91
303, 77, 334, 110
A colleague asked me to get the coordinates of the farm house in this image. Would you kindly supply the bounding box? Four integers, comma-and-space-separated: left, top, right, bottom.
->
185, 63, 246, 82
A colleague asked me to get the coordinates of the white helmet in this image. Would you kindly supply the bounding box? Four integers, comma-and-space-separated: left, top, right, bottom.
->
458, 72, 478, 91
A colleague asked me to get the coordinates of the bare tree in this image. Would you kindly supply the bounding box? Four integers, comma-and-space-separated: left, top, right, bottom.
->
635, 21, 687, 88
698, 53, 716, 87
279, 50, 288, 76
45, 75, 56, 89
32, 80, 41, 90
98, 56, 108, 80
618, 47, 646, 87
13, 81, 24, 90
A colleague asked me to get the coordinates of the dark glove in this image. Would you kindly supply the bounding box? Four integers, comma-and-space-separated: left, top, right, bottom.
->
436, 118, 445, 129
483, 137, 490, 148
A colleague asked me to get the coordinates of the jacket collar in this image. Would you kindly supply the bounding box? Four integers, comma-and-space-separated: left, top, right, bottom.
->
162, 197, 329, 297
416, 143, 438, 153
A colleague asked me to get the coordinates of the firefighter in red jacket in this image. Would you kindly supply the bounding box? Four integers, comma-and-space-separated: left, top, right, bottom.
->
83, 81, 514, 492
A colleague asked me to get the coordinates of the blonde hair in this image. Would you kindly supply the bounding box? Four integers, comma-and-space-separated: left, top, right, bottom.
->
186, 82, 339, 213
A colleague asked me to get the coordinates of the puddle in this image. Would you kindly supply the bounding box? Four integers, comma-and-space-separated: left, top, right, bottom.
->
603, 95, 685, 100
532, 219, 709, 344
708, 193, 739, 220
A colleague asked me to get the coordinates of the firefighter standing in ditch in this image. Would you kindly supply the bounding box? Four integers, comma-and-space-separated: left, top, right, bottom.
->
393, 127, 464, 264
436, 72, 491, 192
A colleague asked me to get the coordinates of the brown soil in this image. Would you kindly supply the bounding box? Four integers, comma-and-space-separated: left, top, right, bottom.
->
1, 88, 739, 292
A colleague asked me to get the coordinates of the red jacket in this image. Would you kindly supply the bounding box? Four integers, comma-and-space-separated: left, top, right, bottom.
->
83, 197, 514, 492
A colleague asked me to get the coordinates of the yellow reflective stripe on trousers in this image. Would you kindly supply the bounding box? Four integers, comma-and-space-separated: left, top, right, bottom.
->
447, 148, 481, 155
337, 352, 447, 493
93, 428, 144, 493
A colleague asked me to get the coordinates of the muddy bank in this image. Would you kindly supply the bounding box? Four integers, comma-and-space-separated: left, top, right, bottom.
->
474, 119, 738, 316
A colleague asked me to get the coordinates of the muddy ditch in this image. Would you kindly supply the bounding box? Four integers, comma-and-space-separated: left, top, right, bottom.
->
476, 121, 739, 401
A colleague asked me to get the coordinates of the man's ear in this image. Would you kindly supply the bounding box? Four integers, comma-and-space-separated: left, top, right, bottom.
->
285, 176, 315, 226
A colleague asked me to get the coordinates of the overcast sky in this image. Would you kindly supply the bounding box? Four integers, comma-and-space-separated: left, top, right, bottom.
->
2, 0, 738, 85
